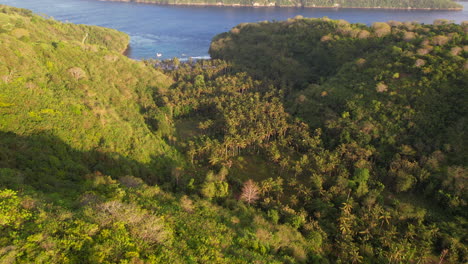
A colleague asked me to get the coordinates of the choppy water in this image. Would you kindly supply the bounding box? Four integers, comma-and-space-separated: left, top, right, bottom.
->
1, 0, 467, 59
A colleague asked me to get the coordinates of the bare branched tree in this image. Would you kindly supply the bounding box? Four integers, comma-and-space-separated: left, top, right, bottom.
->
240, 179, 259, 204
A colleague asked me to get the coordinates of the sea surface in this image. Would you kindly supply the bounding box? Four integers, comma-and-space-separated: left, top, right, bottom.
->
1, 0, 467, 59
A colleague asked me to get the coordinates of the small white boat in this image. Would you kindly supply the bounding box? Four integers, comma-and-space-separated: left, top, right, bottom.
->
156, 53, 162, 57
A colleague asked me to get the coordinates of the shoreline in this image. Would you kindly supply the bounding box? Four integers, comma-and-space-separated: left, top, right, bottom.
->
121, 44, 211, 61
99, 0, 463, 11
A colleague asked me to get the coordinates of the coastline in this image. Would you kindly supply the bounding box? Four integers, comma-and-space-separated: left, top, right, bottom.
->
99, 0, 463, 11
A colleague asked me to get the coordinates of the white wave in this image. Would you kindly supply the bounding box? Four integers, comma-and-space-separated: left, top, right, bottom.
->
189, 56, 211, 60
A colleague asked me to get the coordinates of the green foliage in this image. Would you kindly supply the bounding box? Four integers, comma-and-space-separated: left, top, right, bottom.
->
202, 180, 229, 198
349, 168, 370, 197
0, 189, 32, 228
0, 5, 182, 189
1, 4, 467, 264
208, 17, 467, 262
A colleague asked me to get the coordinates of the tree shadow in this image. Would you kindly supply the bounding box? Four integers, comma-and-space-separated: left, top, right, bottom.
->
0, 131, 178, 204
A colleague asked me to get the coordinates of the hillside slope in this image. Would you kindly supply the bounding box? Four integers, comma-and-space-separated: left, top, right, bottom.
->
1, 5, 467, 264
0, 6, 313, 263
208, 17, 468, 262
0, 5, 182, 188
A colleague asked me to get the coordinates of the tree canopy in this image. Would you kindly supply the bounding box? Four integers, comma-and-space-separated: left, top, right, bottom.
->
1, 5, 467, 263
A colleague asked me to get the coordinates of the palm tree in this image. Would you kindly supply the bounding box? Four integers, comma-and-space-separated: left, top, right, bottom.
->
379, 211, 392, 228
350, 249, 363, 264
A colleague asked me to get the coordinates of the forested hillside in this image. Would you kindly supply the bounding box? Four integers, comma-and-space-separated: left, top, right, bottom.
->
209, 16, 468, 262
1, 4, 467, 264
0, 6, 310, 263
103, 0, 462, 9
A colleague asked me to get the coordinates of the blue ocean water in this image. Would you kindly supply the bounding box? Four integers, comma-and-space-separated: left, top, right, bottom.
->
1, 0, 467, 59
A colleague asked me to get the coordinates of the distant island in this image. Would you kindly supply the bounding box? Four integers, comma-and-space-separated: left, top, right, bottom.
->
103, 0, 463, 9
